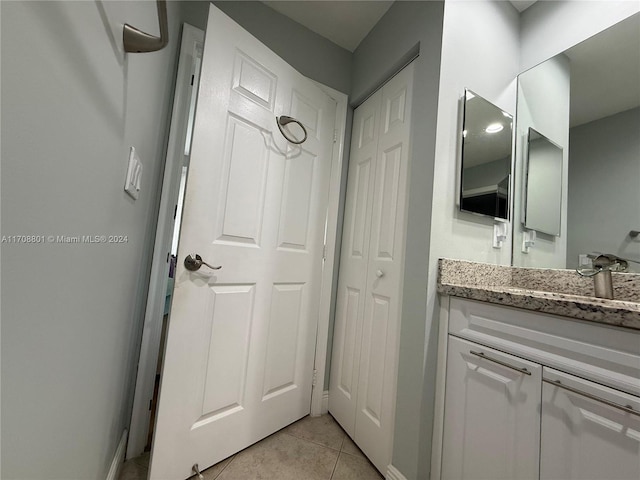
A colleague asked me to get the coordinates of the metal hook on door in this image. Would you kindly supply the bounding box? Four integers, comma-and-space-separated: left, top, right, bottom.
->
123, 0, 169, 53
276, 115, 308, 144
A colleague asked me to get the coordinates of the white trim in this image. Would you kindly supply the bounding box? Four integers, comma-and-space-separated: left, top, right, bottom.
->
386, 464, 409, 480
127, 23, 204, 460
310, 82, 348, 416
321, 390, 329, 414
429, 295, 450, 480
106, 430, 128, 480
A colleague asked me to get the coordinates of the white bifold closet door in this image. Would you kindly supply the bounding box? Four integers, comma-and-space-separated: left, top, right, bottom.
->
329, 62, 414, 474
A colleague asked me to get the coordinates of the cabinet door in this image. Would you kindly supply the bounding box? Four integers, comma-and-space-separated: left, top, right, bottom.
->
541, 368, 640, 480
441, 336, 541, 480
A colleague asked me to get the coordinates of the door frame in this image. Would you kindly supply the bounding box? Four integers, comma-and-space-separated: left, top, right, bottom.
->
128, 23, 348, 457
127, 23, 204, 460
310, 82, 348, 416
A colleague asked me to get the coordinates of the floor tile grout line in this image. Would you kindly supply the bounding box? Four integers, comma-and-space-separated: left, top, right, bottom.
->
328, 450, 342, 480
339, 448, 365, 459
281, 431, 345, 452
212, 454, 236, 480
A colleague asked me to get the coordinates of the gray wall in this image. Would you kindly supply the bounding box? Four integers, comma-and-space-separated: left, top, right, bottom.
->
427, 1, 520, 479
1, 1, 185, 478
567, 107, 640, 272
212, 1, 352, 95
351, 2, 445, 479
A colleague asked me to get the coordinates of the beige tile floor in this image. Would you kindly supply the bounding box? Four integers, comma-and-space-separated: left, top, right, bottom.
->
119, 414, 383, 480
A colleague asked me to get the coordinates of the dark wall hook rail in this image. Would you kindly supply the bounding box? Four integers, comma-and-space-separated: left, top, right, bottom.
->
123, 0, 169, 53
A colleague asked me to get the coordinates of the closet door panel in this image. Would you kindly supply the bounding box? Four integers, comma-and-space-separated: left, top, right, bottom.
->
329, 90, 382, 435
354, 63, 414, 474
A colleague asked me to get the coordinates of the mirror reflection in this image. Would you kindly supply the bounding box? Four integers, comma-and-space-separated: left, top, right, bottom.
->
513, 12, 640, 271
524, 128, 563, 236
460, 89, 513, 220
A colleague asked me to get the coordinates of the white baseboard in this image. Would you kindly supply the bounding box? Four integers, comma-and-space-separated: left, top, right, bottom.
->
321, 390, 329, 414
106, 429, 128, 480
386, 464, 408, 480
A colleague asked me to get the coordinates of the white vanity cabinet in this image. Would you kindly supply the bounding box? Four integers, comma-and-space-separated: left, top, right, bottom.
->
540, 368, 640, 480
433, 296, 640, 480
441, 336, 541, 480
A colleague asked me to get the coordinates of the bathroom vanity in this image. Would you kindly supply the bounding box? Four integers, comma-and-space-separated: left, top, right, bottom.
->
431, 259, 640, 480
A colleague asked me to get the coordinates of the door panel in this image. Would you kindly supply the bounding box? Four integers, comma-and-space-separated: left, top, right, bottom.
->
232, 51, 277, 110
262, 283, 304, 398
362, 293, 390, 426
201, 284, 255, 417
277, 152, 316, 249
354, 64, 414, 474
329, 91, 382, 434
216, 115, 270, 245
150, 5, 336, 479
373, 144, 402, 259
441, 336, 542, 480
329, 62, 414, 474
350, 158, 373, 257
541, 368, 640, 480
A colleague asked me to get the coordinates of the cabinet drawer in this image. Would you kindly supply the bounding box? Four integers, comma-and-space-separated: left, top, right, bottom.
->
541, 368, 640, 480
448, 297, 640, 396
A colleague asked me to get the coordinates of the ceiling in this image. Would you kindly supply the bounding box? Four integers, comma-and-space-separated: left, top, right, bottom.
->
262, 1, 538, 52
262, 1, 394, 52
261, 1, 636, 127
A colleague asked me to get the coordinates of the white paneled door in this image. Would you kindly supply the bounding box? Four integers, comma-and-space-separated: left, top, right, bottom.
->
329, 63, 414, 473
149, 6, 336, 479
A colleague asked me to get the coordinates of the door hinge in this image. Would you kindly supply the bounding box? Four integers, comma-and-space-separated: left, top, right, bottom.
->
312, 369, 318, 388
149, 399, 153, 411
322, 244, 327, 261
333, 129, 338, 143
190, 74, 195, 86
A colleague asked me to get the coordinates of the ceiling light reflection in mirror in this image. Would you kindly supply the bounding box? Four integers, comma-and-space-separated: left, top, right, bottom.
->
459, 89, 513, 220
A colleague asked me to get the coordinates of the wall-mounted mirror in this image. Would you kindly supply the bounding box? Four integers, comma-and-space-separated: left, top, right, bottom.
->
524, 128, 563, 235
513, 12, 640, 271
459, 89, 513, 220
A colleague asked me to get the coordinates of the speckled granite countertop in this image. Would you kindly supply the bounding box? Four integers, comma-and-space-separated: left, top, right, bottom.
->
438, 258, 640, 330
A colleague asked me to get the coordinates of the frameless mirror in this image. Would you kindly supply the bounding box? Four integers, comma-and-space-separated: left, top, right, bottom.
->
524, 128, 563, 235
512, 12, 640, 271
459, 89, 513, 219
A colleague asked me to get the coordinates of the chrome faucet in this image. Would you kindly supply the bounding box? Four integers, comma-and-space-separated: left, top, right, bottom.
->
577, 253, 629, 299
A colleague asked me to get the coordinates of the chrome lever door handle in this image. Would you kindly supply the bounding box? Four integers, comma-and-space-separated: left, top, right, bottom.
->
184, 254, 222, 271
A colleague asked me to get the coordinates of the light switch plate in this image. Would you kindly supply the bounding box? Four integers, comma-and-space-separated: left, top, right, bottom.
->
125, 147, 143, 200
